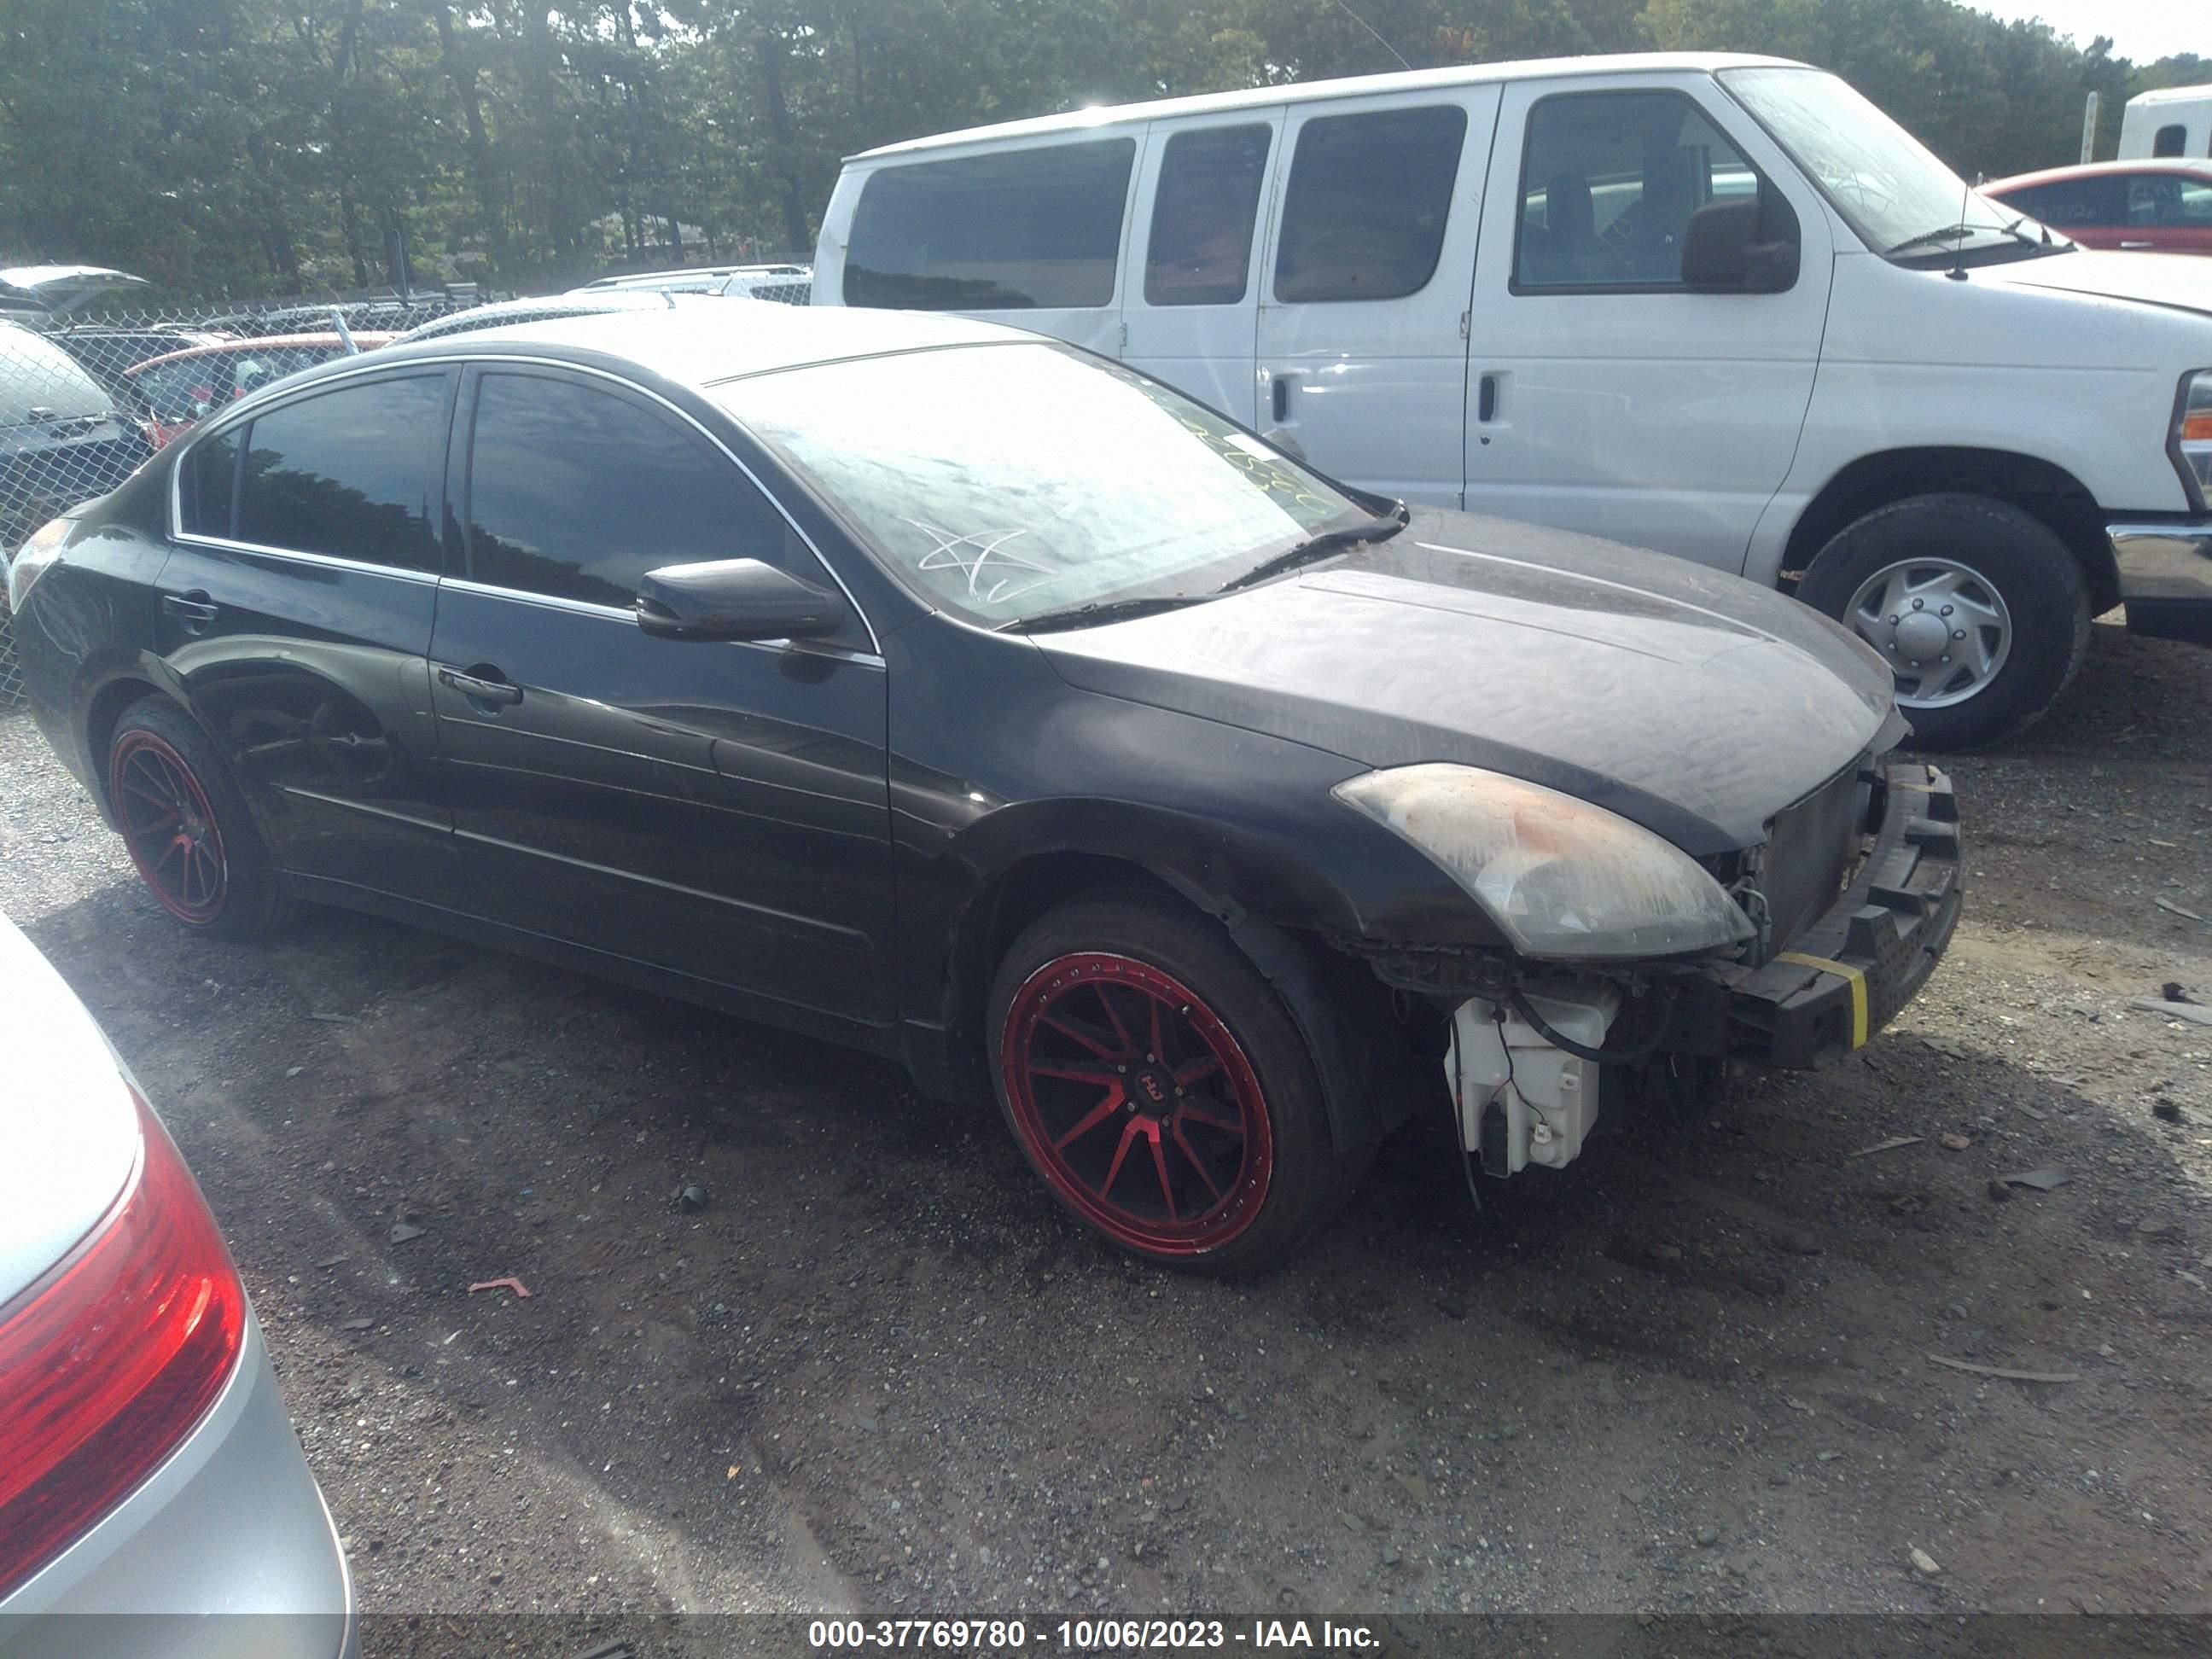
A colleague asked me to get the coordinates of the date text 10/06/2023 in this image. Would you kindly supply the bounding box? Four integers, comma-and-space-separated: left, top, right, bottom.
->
806, 1619, 1382, 1650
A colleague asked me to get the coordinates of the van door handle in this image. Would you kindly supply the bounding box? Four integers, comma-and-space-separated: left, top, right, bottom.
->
439, 665, 524, 707
1477, 373, 1499, 424
161, 591, 219, 631
1271, 374, 1291, 423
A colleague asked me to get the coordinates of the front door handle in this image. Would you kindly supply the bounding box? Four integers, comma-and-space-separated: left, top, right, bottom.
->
438, 666, 524, 707
1477, 373, 1499, 424
1271, 373, 1292, 424
161, 591, 219, 628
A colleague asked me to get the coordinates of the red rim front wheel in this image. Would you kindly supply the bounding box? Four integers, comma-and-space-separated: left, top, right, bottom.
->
110, 730, 229, 924
998, 952, 1274, 1256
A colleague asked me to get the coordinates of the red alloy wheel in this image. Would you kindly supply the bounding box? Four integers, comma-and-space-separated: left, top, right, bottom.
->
999, 952, 1274, 1255
110, 731, 229, 924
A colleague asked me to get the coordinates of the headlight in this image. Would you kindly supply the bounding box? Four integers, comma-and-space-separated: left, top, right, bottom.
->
1333, 763, 1755, 961
2177, 370, 2212, 508
5, 515, 74, 613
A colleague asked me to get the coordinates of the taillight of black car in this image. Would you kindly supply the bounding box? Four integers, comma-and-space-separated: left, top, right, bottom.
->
0, 1089, 247, 1599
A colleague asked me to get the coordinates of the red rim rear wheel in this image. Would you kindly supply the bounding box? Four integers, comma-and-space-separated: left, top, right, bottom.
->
998, 952, 1274, 1255
110, 731, 229, 925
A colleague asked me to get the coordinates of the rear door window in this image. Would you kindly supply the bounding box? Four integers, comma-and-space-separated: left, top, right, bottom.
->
1514, 90, 1760, 288
461, 372, 803, 610
843, 139, 1138, 310
1272, 106, 1466, 303
236, 372, 447, 570
1144, 125, 1272, 306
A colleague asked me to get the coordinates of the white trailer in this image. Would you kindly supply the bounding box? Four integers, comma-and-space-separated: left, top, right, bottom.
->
2120, 84, 2212, 160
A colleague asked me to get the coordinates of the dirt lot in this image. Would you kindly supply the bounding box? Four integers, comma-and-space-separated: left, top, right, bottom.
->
4, 615, 2210, 1634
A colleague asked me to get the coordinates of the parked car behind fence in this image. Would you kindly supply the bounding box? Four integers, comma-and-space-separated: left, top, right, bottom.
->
0, 291, 500, 708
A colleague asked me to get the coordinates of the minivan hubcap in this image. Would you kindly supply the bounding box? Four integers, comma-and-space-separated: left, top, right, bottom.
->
999, 953, 1272, 1255
1844, 558, 2012, 709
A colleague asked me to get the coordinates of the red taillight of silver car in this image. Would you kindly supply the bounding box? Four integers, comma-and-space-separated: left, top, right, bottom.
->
0, 1090, 247, 1599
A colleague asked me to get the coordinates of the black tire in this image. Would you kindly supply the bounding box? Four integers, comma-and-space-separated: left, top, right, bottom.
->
107, 696, 291, 940
986, 889, 1370, 1275
1796, 492, 2090, 752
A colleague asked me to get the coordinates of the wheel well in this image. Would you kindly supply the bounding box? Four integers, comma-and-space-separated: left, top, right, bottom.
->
84, 678, 162, 813
1784, 448, 2118, 614
947, 852, 1171, 1047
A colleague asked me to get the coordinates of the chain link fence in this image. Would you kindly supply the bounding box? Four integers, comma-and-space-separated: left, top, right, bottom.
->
0, 274, 811, 708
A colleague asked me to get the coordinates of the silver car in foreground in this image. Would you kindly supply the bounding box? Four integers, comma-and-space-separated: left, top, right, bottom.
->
0, 914, 352, 1656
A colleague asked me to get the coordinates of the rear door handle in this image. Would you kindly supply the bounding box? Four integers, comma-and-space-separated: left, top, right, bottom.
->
160, 591, 218, 632
438, 666, 524, 707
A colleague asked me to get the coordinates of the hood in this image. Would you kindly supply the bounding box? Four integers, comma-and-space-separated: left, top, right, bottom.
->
1038, 509, 1900, 855
1982, 249, 2212, 320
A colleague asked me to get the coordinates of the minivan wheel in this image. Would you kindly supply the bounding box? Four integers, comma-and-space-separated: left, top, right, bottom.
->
1796, 493, 2089, 752
987, 891, 1367, 1275
108, 697, 289, 939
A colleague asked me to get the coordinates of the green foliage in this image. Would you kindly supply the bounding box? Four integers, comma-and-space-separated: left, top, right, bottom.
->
0, 0, 2197, 301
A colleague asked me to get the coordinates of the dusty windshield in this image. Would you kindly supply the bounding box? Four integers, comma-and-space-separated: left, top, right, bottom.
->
1720, 67, 2043, 260
714, 342, 1361, 626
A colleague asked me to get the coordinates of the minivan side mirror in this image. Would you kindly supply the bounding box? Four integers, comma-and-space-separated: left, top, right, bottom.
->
1681, 195, 1800, 294
635, 558, 841, 642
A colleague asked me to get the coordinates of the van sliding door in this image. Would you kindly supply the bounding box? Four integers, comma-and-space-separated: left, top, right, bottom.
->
1123, 111, 1286, 428
1254, 87, 1501, 507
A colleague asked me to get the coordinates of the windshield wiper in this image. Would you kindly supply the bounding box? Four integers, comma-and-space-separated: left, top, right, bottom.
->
1000, 593, 1211, 635
1215, 503, 1409, 595
1884, 221, 2020, 257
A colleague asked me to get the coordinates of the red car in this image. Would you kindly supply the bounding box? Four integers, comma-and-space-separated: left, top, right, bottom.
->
123, 333, 397, 447
1982, 160, 2212, 256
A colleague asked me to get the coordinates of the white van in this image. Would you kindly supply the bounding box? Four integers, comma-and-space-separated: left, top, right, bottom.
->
2121, 85, 2212, 161
812, 53, 2212, 748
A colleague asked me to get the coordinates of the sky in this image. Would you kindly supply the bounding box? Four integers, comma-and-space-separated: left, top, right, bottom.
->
1971, 0, 2205, 67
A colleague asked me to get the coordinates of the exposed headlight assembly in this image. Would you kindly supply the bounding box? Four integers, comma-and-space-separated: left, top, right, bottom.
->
1333, 763, 1755, 961
2175, 370, 2212, 509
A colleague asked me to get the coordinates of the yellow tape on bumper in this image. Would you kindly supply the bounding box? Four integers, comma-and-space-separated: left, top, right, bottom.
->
1777, 951, 1869, 1050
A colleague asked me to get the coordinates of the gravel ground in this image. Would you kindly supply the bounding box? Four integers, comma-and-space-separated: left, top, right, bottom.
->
4, 614, 2210, 1639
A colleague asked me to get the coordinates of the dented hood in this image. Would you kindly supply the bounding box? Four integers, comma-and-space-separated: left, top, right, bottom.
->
1037, 509, 1901, 857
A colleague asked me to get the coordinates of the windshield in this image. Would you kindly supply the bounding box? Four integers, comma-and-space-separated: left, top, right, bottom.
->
1720, 67, 2034, 259
714, 343, 1362, 626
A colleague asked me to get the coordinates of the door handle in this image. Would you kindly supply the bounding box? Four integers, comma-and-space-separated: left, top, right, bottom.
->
161, 591, 218, 622
1477, 373, 1499, 424
438, 666, 524, 707
1271, 373, 1292, 423
2118, 240, 2152, 249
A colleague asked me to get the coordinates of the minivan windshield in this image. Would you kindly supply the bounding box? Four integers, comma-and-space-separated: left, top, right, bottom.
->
1720, 67, 2058, 263
716, 343, 1369, 626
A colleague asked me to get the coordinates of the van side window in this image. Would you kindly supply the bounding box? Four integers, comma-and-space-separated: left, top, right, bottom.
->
1515, 92, 1761, 290
843, 139, 1137, 310
1272, 106, 1466, 304
2151, 124, 2184, 159
1144, 125, 1271, 306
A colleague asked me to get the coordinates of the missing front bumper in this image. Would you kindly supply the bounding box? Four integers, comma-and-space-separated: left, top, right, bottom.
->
1719, 760, 1962, 1068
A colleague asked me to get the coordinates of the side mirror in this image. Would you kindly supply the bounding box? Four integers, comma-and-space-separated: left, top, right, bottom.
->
635, 558, 841, 642
1681, 194, 1800, 294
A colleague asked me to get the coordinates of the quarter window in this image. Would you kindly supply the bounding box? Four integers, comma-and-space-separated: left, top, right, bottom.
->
843, 139, 1137, 311
1144, 125, 1272, 306
462, 373, 801, 611
2151, 124, 2185, 159
235, 374, 445, 570
1273, 106, 1465, 303
180, 428, 240, 538
1516, 91, 1762, 289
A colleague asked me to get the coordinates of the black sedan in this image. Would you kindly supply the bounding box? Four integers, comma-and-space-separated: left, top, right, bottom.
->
5, 308, 1961, 1272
